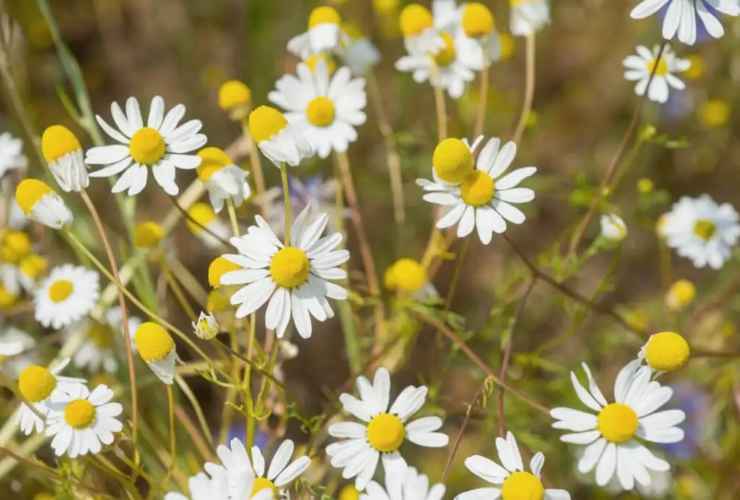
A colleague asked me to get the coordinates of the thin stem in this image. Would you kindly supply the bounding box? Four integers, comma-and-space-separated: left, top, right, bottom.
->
166, 385, 176, 473
474, 66, 489, 138
226, 198, 240, 237
244, 314, 256, 448
167, 194, 230, 246
174, 375, 214, 448
512, 33, 536, 144
433, 83, 448, 141
279, 163, 293, 243
241, 118, 266, 207
442, 380, 490, 482
445, 237, 470, 309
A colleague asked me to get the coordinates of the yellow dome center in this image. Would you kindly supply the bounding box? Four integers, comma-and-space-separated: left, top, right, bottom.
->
186, 203, 217, 234
48, 279, 74, 303
135, 322, 174, 362
15, 179, 53, 215
432, 138, 474, 184
196, 147, 232, 182
665, 279, 695, 311
338, 484, 360, 500
462, 3, 494, 38
433, 33, 457, 67
207, 289, 231, 313
208, 256, 241, 288
129, 127, 166, 165
20, 254, 48, 280
367, 413, 405, 452
134, 221, 165, 249
19, 365, 57, 403
461, 170, 495, 206
88, 321, 113, 349
41, 125, 82, 163
645, 331, 690, 372
598, 403, 638, 443
64, 399, 96, 429
251, 477, 279, 497
306, 96, 336, 127
693, 219, 716, 241
647, 58, 669, 77
400, 4, 433, 37
309, 6, 341, 28
0, 284, 16, 308
218, 80, 252, 112
384, 258, 427, 293
0, 230, 31, 263
501, 471, 545, 500
270, 247, 310, 288
249, 106, 288, 143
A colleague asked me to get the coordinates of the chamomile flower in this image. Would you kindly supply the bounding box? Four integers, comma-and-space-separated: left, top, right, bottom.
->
327, 367, 449, 490
248, 106, 314, 167
86, 96, 206, 196
134, 322, 176, 385
220, 204, 349, 338
638, 331, 691, 373
288, 6, 344, 59
417, 137, 537, 245
216, 438, 311, 497
269, 61, 366, 159
35, 265, 99, 330
457, 431, 570, 500
630, 0, 739, 45
134, 221, 165, 249
193, 311, 220, 340
510, 0, 550, 36
434, 1, 502, 68
0, 328, 35, 377
661, 195, 740, 269
16, 358, 86, 436
187, 202, 231, 248
197, 147, 251, 213
218, 80, 252, 121
384, 258, 436, 300
165, 458, 273, 500
41, 125, 88, 192
665, 279, 696, 311
45, 383, 123, 457
399, 4, 443, 54
623, 45, 690, 104
600, 214, 628, 243
0, 132, 27, 177
15, 178, 73, 229
362, 466, 446, 500
551, 361, 686, 490
340, 24, 381, 76
70, 308, 142, 373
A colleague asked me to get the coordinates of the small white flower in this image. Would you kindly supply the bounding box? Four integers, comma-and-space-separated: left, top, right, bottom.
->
248, 105, 314, 168
623, 45, 689, 104
662, 194, 740, 269
0, 132, 28, 178
384, 258, 437, 300
220, 204, 350, 338
288, 6, 344, 59
399, 4, 445, 55
35, 265, 99, 330
630, 0, 740, 45
433, 0, 502, 68
362, 465, 445, 500
418, 137, 537, 245
510, 0, 551, 36
196, 147, 251, 213
134, 322, 177, 385
41, 125, 88, 192
46, 383, 123, 457
192, 311, 220, 340
551, 361, 685, 490
457, 431, 570, 500
269, 62, 366, 159
86, 96, 206, 196
339, 25, 381, 76
327, 367, 449, 491
69, 308, 142, 373
0, 328, 35, 376
15, 178, 73, 230
600, 214, 628, 242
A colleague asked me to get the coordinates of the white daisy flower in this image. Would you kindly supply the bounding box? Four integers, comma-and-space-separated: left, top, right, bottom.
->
326, 367, 449, 491
16, 358, 86, 436
0, 327, 35, 377
165, 458, 273, 500
288, 6, 344, 59
384, 258, 437, 300
197, 147, 251, 213
41, 125, 88, 192
218, 80, 252, 121
600, 214, 628, 242
630, 0, 740, 45
247, 106, 314, 168
339, 24, 381, 76
35, 265, 100, 330
216, 438, 311, 497
193, 310, 220, 340
637, 331, 691, 374
551, 361, 686, 490
510, 0, 551, 36
623, 45, 690, 104
15, 178, 73, 230
45, 383, 123, 457
362, 465, 445, 500
86, 96, 206, 196
417, 137, 537, 245
0, 229, 40, 293
70, 308, 142, 373
457, 431, 570, 500
0, 131, 28, 178
662, 194, 740, 269
433, 0, 501, 68
220, 204, 350, 338
186, 202, 231, 248
268, 61, 366, 159
134, 322, 177, 385
399, 4, 445, 55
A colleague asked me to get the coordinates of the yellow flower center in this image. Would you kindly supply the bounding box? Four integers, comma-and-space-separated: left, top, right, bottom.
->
64, 399, 96, 429
196, 147, 232, 182
306, 53, 337, 75
18, 365, 57, 403
0, 230, 32, 263
306, 96, 336, 127
460, 170, 495, 206
597, 403, 638, 443
88, 321, 113, 348
0, 284, 17, 308
20, 254, 48, 280
367, 413, 405, 452
186, 203, 217, 234
500, 471, 545, 500
462, 3, 495, 38
693, 219, 716, 241
433, 33, 457, 67
207, 289, 231, 313
251, 477, 279, 497
41, 125, 82, 163
384, 258, 427, 293
218, 80, 252, 112
432, 138, 474, 184
135, 322, 174, 362
647, 58, 669, 77
134, 221, 165, 249
309, 6, 341, 28
249, 106, 288, 143
339, 484, 360, 500
208, 256, 241, 288
699, 99, 730, 128
644, 331, 690, 372
15, 179, 53, 215
129, 127, 166, 165
666, 279, 695, 311
48, 279, 74, 303
270, 247, 310, 288
400, 4, 433, 37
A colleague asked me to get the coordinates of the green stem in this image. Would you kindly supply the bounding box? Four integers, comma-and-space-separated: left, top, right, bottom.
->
280, 163, 293, 243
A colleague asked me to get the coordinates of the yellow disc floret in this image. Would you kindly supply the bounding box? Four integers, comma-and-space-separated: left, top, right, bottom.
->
309, 6, 341, 28
197, 147, 232, 182
400, 4, 433, 37
648, 58, 669, 77
665, 279, 695, 311
129, 127, 166, 165
693, 219, 716, 241
384, 258, 427, 294
251, 477, 279, 497
48, 279, 74, 303
134, 221, 165, 249
460, 170, 495, 206
433, 33, 456, 67
644, 331, 690, 372
87, 321, 113, 348
306, 53, 337, 75
500, 471, 545, 500
218, 80, 252, 113
41, 125, 82, 163
0, 230, 31, 263
339, 484, 360, 500
16, 179, 53, 215
20, 254, 48, 280
64, 399, 96, 429
597, 403, 638, 443
306, 96, 336, 127
432, 138, 474, 184
367, 413, 405, 452
0, 284, 16, 308
18, 365, 57, 403
135, 322, 175, 362
462, 3, 495, 38
186, 203, 217, 234
248, 106, 288, 143
270, 247, 310, 288
208, 256, 241, 288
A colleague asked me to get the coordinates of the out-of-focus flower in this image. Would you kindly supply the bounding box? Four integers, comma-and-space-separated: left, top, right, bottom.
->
69, 308, 142, 373
363, 465, 446, 500
630, 0, 739, 46
288, 6, 343, 59
698, 99, 730, 128
600, 214, 628, 243
218, 80, 252, 121
623, 45, 690, 104
15, 178, 73, 229
0, 327, 35, 377
665, 279, 696, 311
35, 265, 99, 330
638, 331, 690, 373
384, 258, 436, 300
339, 484, 361, 500
192, 311, 219, 340
134, 322, 176, 384
0, 132, 28, 178
436, 1, 502, 68
197, 147, 251, 213
339, 23, 381, 76
248, 106, 314, 167
510, 0, 550, 36
134, 221, 165, 249
208, 256, 241, 289
399, 4, 443, 54
186, 202, 230, 248
41, 125, 88, 192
